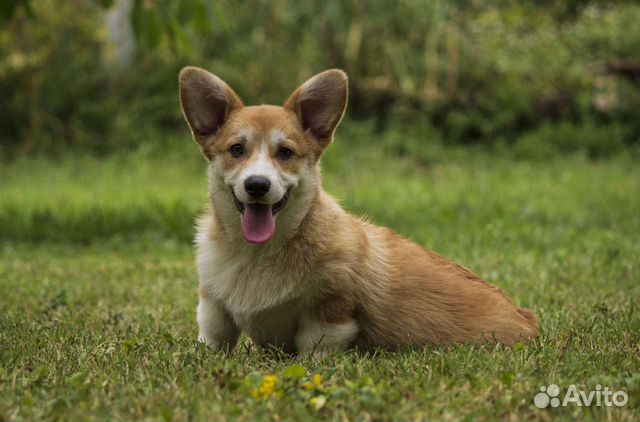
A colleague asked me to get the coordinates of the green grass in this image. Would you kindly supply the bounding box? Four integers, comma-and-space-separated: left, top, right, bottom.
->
1, 133, 639, 421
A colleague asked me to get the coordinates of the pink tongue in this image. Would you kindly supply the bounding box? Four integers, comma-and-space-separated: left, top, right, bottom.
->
242, 203, 275, 244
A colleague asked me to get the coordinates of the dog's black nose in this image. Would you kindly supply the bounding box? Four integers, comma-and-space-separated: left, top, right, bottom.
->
244, 176, 271, 198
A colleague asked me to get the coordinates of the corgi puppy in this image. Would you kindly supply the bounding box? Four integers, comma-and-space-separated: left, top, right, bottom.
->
179, 67, 538, 355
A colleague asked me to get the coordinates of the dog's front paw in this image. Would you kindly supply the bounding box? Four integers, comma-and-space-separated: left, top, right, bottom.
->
197, 333, 234, 351
295, 315, 358, 358
196, 296, 240, 351
197, 332, 215, 347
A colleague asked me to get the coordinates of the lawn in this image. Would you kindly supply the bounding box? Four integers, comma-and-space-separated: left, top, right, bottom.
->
1, 131, 638, 421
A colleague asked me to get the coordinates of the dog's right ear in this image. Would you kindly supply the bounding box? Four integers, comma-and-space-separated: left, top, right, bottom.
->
179, 67, 243, 155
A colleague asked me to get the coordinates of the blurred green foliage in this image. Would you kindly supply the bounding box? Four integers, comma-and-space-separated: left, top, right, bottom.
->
1, 0, 640, 157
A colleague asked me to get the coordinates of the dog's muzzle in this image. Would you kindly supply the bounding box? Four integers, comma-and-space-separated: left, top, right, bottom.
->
231, 189, 289, 215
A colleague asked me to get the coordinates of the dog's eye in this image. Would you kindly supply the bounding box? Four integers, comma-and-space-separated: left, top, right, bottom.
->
229, 144, 245, 158
276, 147, 294, 160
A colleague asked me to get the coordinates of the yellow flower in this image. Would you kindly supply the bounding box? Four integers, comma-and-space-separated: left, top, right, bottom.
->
304, 373, 323, 391
251, 374, 279, 401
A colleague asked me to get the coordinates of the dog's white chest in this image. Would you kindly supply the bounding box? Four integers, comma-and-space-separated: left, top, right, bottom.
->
196, 226, 308, 349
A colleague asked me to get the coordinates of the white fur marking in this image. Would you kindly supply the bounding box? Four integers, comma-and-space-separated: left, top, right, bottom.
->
196, 216, 306, 313
234, 142, 287, 204
237, 127, 252, 141
269, 129, 287, 147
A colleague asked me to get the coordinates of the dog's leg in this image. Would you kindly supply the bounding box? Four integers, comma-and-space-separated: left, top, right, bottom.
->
197, 289, 240, 350
295, 313, 358, 357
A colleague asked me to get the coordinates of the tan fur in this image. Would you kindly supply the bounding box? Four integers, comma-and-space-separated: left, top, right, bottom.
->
179, 67, 538, 354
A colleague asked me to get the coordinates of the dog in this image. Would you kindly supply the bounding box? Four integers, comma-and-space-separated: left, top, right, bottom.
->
178, 67, 538, 355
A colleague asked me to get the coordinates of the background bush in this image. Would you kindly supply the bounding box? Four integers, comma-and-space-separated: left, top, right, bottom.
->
1, 0, 639, 157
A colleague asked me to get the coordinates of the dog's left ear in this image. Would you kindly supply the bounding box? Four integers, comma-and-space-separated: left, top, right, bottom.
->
284, 69, 348, 149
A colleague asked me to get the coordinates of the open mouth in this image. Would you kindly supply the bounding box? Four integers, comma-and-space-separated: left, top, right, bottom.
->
230, 188, 290, 244
231, 190, 289, 216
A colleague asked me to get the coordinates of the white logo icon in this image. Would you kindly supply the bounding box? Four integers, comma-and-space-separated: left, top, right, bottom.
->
534, 384, 561, 408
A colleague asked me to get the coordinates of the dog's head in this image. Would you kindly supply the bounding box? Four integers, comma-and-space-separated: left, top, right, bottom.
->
179, 68, 348, 245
